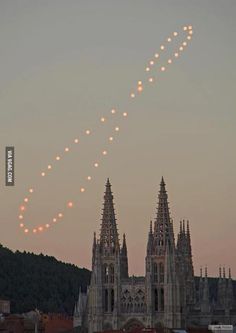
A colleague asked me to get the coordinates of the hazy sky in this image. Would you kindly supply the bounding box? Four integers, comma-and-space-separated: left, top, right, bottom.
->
0, 0, 236, 277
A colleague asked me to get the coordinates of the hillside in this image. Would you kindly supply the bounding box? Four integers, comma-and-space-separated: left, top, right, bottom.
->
0, 244, 91, 315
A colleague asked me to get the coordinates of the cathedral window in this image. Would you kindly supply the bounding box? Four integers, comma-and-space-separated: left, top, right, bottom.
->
103, 264, 109, 284
110, 264, 114, 283
111, 289, 114, 312
159, 263, 164, 283
104, 289, 109, 312
154, 288, 158, 311
153, 262, 158, 282
160, 287, 164, 311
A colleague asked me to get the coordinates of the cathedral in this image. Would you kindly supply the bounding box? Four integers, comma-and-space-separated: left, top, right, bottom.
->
74, 178, 236, 332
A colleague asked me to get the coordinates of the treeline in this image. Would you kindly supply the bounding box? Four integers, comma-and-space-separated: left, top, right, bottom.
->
0, 244, 91, 315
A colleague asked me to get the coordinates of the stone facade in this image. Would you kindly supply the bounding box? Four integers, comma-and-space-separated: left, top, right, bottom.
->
74, 178, 236, 332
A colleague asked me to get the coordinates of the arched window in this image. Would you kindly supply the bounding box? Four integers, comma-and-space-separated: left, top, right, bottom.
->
160, 287, 164, 311
104, 289, 109, 312
110, 264, 114, 283
111, 289, 114, 312
103, 264, 109, 284
159, 262, 164, 283
154, 288, 158, 311
153, 262, 158, 282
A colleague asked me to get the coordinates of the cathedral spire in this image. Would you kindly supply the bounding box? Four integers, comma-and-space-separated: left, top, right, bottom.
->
154, 177, 174, 255
121, 233, 127, 256
100, 178, 120, 255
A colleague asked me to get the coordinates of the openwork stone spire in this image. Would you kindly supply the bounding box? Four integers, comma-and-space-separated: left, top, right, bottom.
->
100, 178, 120, 255
153, 177, 174, 255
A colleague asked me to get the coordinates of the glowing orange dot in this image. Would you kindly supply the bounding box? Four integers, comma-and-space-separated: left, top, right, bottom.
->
24, 228, 29, 233
137, 86, 143, 92
102, 150, 107, 155
20, 205, 25, 211
86, 130, 91, 135
183, 41, 187, 46
161, 66, 166, 72
74, 138, 79, 143
187, 35, 191, 40
20, 223, 24, 228
138, 81, 142, 85
58, 213, 63, 218
53, 218, 57, 223
173, 32, 178, 36
29, 188, 34, 193
56, 156, 60, 161
33, 229, 37, 233
19, 215, 23, 220
87, 176, 92, 181
149, 60, 154, 65
154, 53, 159, 58
160, 45, 165, 50
168, 59, 172, 64
45, 224, 50, 228
81, 187, 85, 192
167, 37, 172, 42
115, 127, 119, 131
94, 163, 99, 168
47, 165, 52, 170
183, 26, 188, 31
130, 93, 135, 98
68, 202, 73, 208
174, 52, 179, 57
179, 46, 184, 51
189, 30, 193, 35
38, 226, 43, 231
111, 109, 116, 114
188, 25, 193, 30
65, 147, 69, 152
101, 117, 105, 122
146, 67, 150, 72
24, 198, 29, 203
41, 172, 45, 177
123, 112, 128, 117
149, 77, 154, 83
109, 136, 114, 141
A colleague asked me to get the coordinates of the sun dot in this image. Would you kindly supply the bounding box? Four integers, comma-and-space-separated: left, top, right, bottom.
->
149, 77, 154, 83
130, 93, 135, 98
101, 117, 105, 122
183, 41, 187, 46
189, 30, 193, 35
188, 25, 193, 30
68, 202, 73, 208
38, 226, 43, 231
115, 127, 119, 131
86, 130, 91, 135
109, 136, 114, 141
87, 176, 92, 181
154, 53, 159, 58
20, 223, 24, 228
41, 172, 45, 177
53, 218, 57, 223
58, 213, 63, 218
179, 46, 184, 51
111, 109, 116, 114
24, 198, 29, 203
46, 224, 50, 228
74, 138, 79, 143
102, 150, 107, 155
94, 163, 99, 168
123, 112, 128, 117
33, 229, 37, 233
65, 147, 69, 152
138, 81, 142, 85
56, 156, 60, 161
24, 228, 29, 233
20, 205, 25, 211
187, 35, 191, 40
161, 66, 166, 72
47, 165, 52, 170
150, 60, 154, 65
137, 86, 143, 92
19, 215, 23, 220
146, 67, 150, 72
168, 59, 172, 64
160, 45, 165, 50
29, 188, 34, 193
183, 26, 188, 31
174, 52, 179, 57
173, 31, 178, 36
167, 37, 172, 42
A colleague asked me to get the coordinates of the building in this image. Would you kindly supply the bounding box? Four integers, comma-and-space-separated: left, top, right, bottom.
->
74, 178, 236, 332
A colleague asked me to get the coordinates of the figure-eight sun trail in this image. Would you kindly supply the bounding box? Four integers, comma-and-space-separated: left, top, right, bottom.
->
18, 25, 194, 235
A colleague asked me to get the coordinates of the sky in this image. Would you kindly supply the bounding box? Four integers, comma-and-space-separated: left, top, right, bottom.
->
0, 0, 236, 277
